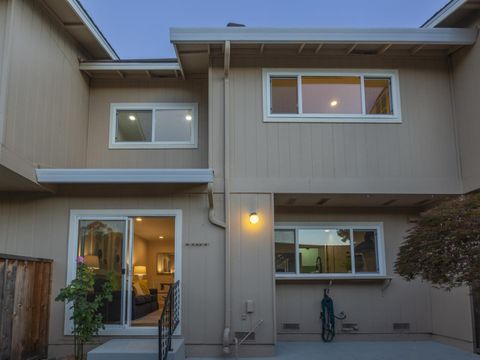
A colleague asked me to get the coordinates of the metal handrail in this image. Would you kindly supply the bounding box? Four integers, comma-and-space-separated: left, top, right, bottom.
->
158, 280, 180, 360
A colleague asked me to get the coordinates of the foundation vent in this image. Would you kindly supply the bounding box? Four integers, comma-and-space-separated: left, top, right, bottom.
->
282, 323, 300, 330
393, 322, 410, 331
341, 323, 359, 332
235, 331, 255, 341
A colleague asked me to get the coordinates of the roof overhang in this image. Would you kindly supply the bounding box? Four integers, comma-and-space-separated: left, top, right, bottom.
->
79, 60, 182, 79
41, 0, 118, 60
35, 168, 214, 184
171, 27, 478, 75
170, 27, 477, 45
422, 0, 480, 28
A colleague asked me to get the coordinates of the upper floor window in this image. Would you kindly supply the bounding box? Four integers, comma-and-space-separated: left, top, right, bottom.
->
109, 103, 198, 149
274, 223, 386, 278
263, 69, 401, 123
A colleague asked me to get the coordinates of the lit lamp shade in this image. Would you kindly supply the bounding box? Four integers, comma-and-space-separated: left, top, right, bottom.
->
134, 265, 147, 278
84, 255, 100, 269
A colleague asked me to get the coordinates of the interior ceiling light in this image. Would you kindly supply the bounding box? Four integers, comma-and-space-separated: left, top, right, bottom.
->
135, 217, 142, 222
185, 114, 192, 121
129, 115, 136, 121
330, 100, 338, 107
159, 235, 164, 239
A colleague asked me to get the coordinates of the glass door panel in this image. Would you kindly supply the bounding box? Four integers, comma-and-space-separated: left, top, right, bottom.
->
77, 219, 128, 326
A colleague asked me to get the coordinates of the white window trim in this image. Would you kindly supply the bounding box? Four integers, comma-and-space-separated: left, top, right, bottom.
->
274, 222, 387, 279
65, 209, 183, 336
262, 69, 402, 123
109, 102, 198, 149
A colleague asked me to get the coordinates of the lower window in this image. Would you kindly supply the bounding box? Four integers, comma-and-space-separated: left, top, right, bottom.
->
275, 223, 385, 277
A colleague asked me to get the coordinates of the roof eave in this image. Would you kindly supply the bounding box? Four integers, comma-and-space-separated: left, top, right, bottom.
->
422, 0, 467, 28
79, 61, 181, 71
66, 0, 119, 60
170, 27, 478, 45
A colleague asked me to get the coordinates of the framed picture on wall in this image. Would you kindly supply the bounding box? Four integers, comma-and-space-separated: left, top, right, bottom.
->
156, 253, 174, 274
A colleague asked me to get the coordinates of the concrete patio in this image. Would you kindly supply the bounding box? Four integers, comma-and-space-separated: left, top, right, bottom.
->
188, 341, 479, 360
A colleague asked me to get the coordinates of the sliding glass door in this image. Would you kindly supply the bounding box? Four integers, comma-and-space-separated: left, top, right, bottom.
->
77, 217, 132, 327
68, 210, 181, 334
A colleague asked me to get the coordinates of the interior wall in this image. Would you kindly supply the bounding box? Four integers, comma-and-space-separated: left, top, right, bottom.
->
132, 235, 147, 269
146, 239, 174, 290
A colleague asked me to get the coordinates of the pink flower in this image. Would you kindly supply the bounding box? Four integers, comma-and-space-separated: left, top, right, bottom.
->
77, 256, 85, 264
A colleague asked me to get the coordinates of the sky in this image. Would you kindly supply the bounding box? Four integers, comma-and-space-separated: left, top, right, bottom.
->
79, 0, 450, 59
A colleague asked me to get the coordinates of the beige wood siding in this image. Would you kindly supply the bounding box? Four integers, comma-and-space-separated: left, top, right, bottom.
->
430, 286, 473, 347
274, 211, 472, 345
230, 193, 275, 345
3, 0, 89, 169
0, 193, 225, 357
211, 56, 461, 194
451, 16, 480, 193
0, 0, 7, 82
86, 79, 208, 169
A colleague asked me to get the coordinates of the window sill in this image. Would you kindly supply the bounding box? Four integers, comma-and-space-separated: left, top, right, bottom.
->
275, 275, 392, 282
263, 116, 402, 124
109, 143, 198, 150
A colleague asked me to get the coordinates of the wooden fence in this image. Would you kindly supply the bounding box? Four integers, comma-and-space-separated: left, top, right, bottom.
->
0, 254, 53, 360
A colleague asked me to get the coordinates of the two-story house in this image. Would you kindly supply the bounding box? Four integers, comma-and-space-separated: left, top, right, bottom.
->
0, 0, 480, 358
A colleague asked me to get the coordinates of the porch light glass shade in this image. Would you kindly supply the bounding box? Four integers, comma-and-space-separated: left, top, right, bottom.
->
133, 265, 147, 276
84, 255, 100, 269
249, 212, 260, 224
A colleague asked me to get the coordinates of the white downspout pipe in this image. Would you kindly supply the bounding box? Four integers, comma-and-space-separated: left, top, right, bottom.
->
222, 40, 232, 355
208, 183, 226, 229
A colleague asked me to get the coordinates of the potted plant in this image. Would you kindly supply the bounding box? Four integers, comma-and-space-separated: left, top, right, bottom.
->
56, 256, 113, 360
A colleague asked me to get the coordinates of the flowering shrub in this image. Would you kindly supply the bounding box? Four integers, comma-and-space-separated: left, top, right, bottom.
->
56, 256, 113, 360
395, 193, 480, 290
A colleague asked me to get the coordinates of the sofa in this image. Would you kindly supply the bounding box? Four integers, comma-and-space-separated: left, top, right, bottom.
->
92, 279, 159, 322
131, 287, 159, 320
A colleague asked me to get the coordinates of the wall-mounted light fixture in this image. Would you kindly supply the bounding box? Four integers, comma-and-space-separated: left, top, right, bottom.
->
249, 212, 259, 225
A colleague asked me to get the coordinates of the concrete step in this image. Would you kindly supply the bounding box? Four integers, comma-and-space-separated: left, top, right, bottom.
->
87, 338, 185, 360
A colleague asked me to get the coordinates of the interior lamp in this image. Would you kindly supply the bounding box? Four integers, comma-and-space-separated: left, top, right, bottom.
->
134, 265, 147, 279
249, 212, 260, 225
84, 255, 100, 270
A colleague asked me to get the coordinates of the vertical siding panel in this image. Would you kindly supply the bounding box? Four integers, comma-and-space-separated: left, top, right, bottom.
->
4, 0, 89, 169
